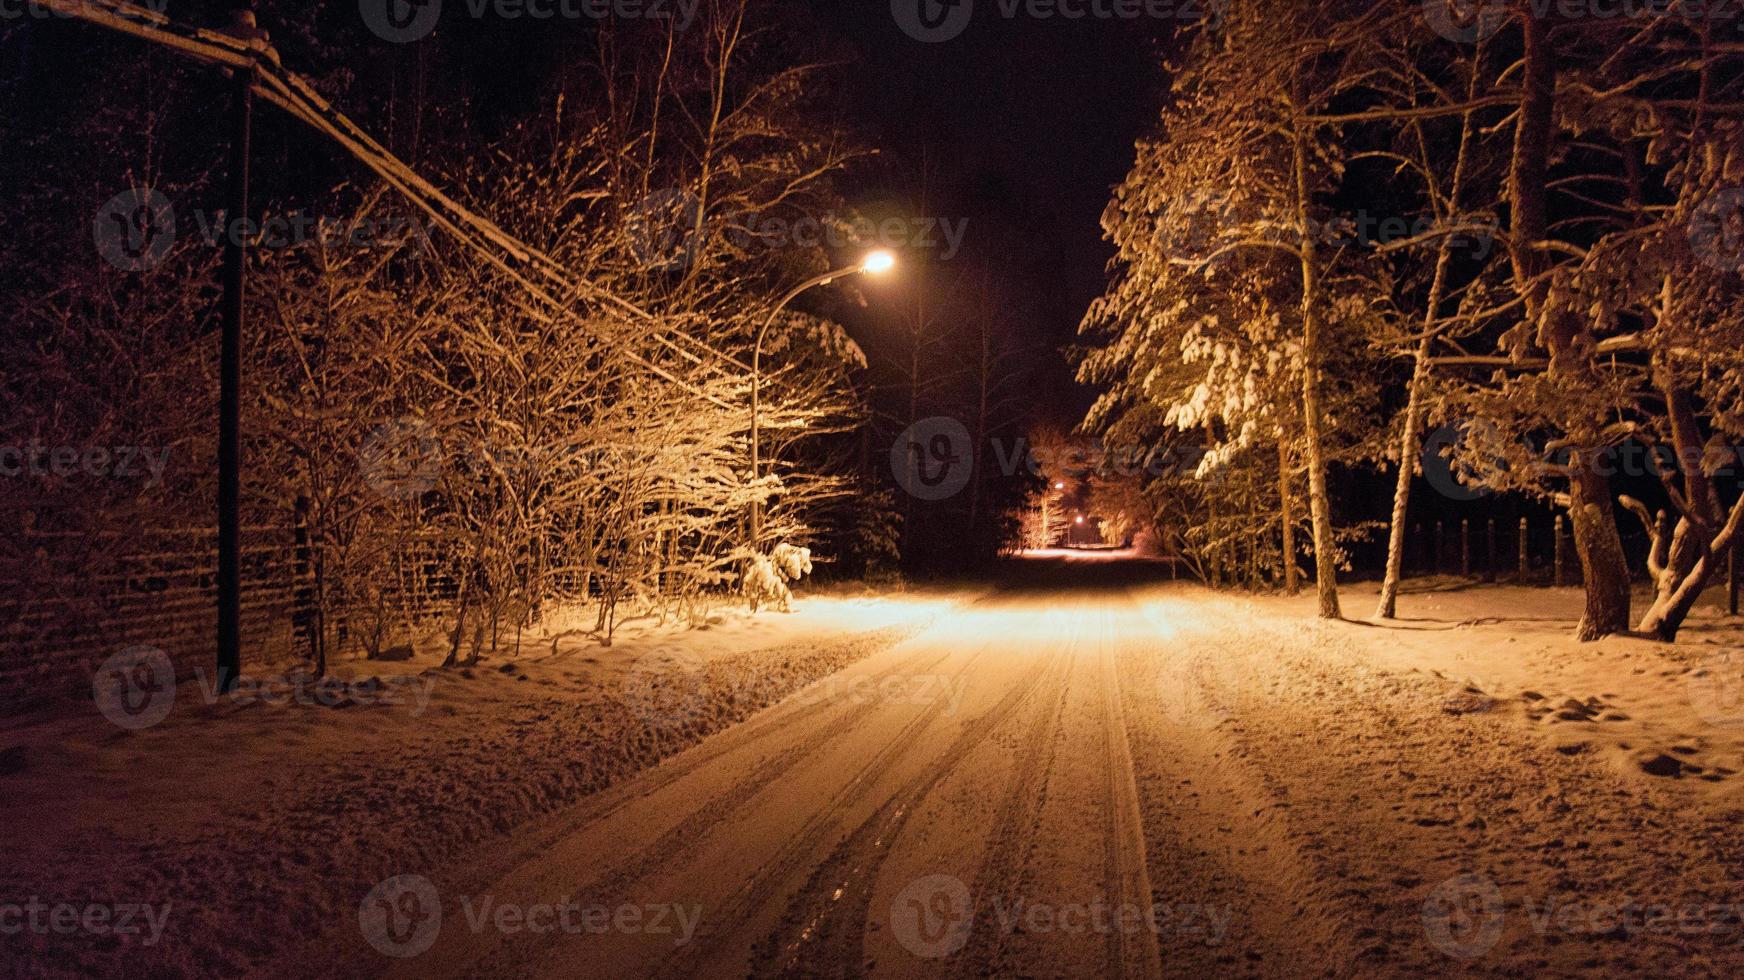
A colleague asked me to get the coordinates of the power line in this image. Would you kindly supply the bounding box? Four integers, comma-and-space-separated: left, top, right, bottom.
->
42, 0, 752, 408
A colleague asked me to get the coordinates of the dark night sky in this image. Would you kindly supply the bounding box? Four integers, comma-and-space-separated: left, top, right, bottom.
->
6, 0, 1175, 423
806, 2, 1177, 418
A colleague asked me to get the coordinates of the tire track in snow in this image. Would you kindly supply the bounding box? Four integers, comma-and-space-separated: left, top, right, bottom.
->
745, 610, 1080, 978
407, 634, 965, 979
657, 617, 1068, 978
1094, 602, 1166, 980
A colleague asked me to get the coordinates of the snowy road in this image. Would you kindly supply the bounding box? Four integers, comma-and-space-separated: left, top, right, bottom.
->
327, 557, 1743, 978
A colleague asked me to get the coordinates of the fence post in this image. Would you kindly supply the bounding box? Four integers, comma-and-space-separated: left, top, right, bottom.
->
1434, 521, 1444, 575
1485, 519, 1497, 583
1518, 517, 1530, 582
1461, 520, 1471, 578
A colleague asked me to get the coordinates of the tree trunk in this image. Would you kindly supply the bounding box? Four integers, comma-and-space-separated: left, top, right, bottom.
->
1377, 337, 1432, 619
1566, 456, 1633, 640
1376, 58, 1476, 618
1277, 434, 1300, 596
1510, 12, 1630, 640
1631, 280, 1728, 640
1291, 114, 1341, 620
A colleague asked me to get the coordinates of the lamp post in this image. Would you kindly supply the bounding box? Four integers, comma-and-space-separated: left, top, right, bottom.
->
749, 250, 894, 549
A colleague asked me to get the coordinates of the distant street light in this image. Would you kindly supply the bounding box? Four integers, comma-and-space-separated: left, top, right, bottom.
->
749, 251, 895, 548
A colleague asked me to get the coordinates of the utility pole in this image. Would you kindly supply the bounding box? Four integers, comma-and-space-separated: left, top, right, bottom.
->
216, 6, 268, 692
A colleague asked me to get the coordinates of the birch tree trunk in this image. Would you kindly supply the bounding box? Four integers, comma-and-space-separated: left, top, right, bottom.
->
1278, 431, 1300, 596
1375, 338, 1433, 619
1291, 110, 1341, 620
1376, 59, 1477, 619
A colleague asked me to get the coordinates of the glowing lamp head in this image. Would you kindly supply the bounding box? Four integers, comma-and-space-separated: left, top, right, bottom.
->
1074, 515, 1085, 525
1054, 482, 1065, 490
861, 250, 896, 275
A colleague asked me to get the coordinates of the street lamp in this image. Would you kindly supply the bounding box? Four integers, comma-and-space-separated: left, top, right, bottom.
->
749, 250, 895, 549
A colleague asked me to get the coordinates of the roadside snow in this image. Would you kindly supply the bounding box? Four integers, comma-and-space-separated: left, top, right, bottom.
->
0, 591, 958, 978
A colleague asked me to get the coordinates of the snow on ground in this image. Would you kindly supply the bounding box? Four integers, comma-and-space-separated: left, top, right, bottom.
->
0, 589, 962, 978
3, 568, 1743, 978
1139, 576, 1744, 976
1288, 578, 1744, 793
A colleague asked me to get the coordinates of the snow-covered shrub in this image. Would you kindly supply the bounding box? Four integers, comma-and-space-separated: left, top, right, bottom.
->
772, 543, 813, 582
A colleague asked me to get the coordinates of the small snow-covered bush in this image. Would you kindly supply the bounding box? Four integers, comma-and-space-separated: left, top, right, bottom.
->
742, 555, 791, 613
772, 543, 813, 582
743, 544, 814, 613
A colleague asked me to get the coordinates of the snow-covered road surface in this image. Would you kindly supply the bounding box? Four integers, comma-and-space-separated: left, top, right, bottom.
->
320, 559, 1744, 978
